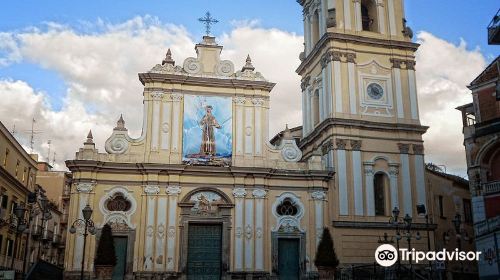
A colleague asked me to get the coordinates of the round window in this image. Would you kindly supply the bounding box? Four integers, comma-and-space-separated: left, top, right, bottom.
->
367, 83, 384, 100
276, 198, 299, 216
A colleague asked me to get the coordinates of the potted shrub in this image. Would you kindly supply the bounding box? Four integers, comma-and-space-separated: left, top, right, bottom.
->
314, 228, 339, 279
94, 224, 117, 280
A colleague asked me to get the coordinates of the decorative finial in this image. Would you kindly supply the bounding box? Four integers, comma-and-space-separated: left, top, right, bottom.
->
162, 48, 175, 66
85, 130, 93, 144
198, 11, 218, 36
115, 114, 127, 131
242, 54, 255, 71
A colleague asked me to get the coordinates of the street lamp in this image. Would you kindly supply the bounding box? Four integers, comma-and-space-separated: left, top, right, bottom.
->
389, 207, 420, 279
9, 205, 28, 270
452, 213, 466, 273
389, 207, 403, 277
69, 204, 96, 280
416, 204, 433, 279
37, 195, 53, 260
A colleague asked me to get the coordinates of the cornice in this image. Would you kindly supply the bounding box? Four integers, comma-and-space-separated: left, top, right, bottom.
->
296, 32, 420, 74
65, 160, 334, 181
299, 117, 429, 149
0, 166, 31, 196
138, 72, 276, 91
332, 220, 437, 230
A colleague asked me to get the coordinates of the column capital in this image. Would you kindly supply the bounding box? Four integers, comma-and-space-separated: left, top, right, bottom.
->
166, 185, 181, 196
346, 53, 357, 63
144, 185, 160, 195
252, 189, 267, 199
75, 182, 96, 193
233, 96, 246, 105
389, 165, 399, 176
363, 163, 375, 175
398, 143, 410, 154
336, 138, 347, 150
311, 190, 327, 201
413, 144, 424, 155
233, 187, 247, 198
170, 93, 183, 101
350, 140, 362, 151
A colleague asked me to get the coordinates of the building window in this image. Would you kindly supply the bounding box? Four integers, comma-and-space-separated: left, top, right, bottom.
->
6, 239, 13, 257
1, 195, 8, 210
15, 160, 20, 177
106, 193, 132, 212
361, 0, 378, 32
10, 201, 17, 215
276, 198, 299, 216
0, 235, 3, 254
312, 9, 320, 43
374, 173, 387, 216
438, 195, 444, 218
3, 148, 8, 167
22, 167, 27, 182
463, 199, 472, 223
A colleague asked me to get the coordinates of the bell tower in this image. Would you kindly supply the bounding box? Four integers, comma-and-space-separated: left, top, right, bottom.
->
297, 0, 432, 264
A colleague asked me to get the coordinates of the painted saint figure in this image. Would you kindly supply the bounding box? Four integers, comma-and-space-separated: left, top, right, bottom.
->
199, 105, 221, 155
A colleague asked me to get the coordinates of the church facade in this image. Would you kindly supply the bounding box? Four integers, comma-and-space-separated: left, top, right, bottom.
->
64, 1, 434, 279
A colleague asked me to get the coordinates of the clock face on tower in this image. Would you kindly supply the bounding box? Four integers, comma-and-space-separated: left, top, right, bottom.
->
367, 83, 384, 100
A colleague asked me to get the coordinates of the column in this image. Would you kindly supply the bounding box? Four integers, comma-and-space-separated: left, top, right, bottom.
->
155, 191, 167, 271
364, 163, 375, 216
151, 92, 163, 151
318, 80, 325, 121
389, 165, 399, 209
347, 54, 357, 114
398, 144, 413, 216
252, 189, 267, 271
234, 97, 246, 154
161, 99, 172, 150
336, 139, 348, 215
232, 188, 247, 271
388, 0, 397, 36
413, 144, 427, 206
306, 88, 313, 131
170, 94, 183, 152
321, 0, 328, 34
354, 0, 362, 31
351, 140, 364, 215
391, 59, 404, 118
143, 185, 160, 271
332, 53, 343, 113
343, 0, 352, 30
407, 62, 419, 120
376, 2, 386, 34
303, 13, 309, 54
166, 185, 181, 270
244, 196, 254, 270
252, 98, 264, 155
138, 93, 150, 141
321, 67, 328, 121
244, 103, 254, 155
326, 61, 332, 117
302, 90, 307, 137
306, 14, 312, 54
73, 182, 95, 270
311, 191, 327, 246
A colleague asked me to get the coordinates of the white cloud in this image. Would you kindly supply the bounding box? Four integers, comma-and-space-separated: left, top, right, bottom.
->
415, 31, 486, 176
0, 18, 487, 177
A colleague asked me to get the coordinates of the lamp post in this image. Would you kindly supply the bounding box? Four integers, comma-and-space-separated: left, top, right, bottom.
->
10, 205, 27, 270
390, 207, 420, 280
417, 204, 433, 279
37, 196, 52, 260
69, 204, 96, 280
452, 213, 464, 273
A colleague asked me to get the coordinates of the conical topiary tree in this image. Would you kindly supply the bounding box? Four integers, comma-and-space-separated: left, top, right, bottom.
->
314, 228, 339, 269
94, 223, 117, 266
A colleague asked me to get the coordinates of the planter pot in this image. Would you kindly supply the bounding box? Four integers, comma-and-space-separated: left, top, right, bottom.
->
317, 266, 335, 280
95, 265, 114, 280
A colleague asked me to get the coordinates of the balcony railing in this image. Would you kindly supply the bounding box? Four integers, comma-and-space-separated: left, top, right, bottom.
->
42, 229, 54, 241
484, 181, 500, 195
475, 215, 500, 236
31, 225, 42, 237
488, 8, 500, 45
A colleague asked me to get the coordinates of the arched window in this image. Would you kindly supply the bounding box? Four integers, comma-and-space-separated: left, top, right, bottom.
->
105, 193, 131, 212
374, 173, 388, 216
313, 89, 320, 126
361, 0, 378, 32
276, 198, 299, 216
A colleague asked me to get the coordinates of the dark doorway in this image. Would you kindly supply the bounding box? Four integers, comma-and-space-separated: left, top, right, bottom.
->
112, 236, 128, 280
187, 224, 222, 280
278, 238, 300, 280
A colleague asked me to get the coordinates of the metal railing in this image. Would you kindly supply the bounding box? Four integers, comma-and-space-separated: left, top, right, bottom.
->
475, 216, 500, 236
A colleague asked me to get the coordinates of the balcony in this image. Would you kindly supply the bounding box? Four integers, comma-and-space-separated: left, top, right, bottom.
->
52, 234, 61, 246
31, 225, 42, 237
488, 9, 500, 45
475, 215, 500, 236
42, 229, 54, 241
484, 181, 500, 195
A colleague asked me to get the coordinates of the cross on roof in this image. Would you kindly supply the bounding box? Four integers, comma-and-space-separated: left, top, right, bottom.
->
198, 11, 218, 36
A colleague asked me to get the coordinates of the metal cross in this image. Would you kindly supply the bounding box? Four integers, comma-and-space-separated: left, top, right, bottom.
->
198, 11, 218, 35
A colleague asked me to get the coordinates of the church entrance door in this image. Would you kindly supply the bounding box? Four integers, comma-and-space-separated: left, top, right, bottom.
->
112, 236, 128, 280
187, 224, 222, 280
278, 238, 300, 280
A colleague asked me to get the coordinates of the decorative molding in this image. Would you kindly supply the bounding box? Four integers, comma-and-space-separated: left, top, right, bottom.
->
336, 139, 347, 150
233, 96, 246, 105
413, 144, 424, 155
170, 93, 183, 102
166, 185, 181, 196
280, 140, 302, 162
99, 186, 137, 230
215, 60, 235, 77
75, 182, 95, 193
144, 185, 160, 195
232, 187, 247, 198
183, 57, 202, 74
346, 53, 357, 63
245, 224, 253, 239
363, 163, 374, 175
252, 189, 268, 199
252, 98, 264, 106
105, 134, 129, 154
272, 192, 305, 233
167, 226, 175, 238
157, 224, 166, 238
398, 143, 410, 154
235, 226, 243, 238
389, 165, 399, 176
300, 76, 311, 91
311, 191, 326, 201
350, 140, 362, 151
151, 91, 164, 100
406, 60, 416, 70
